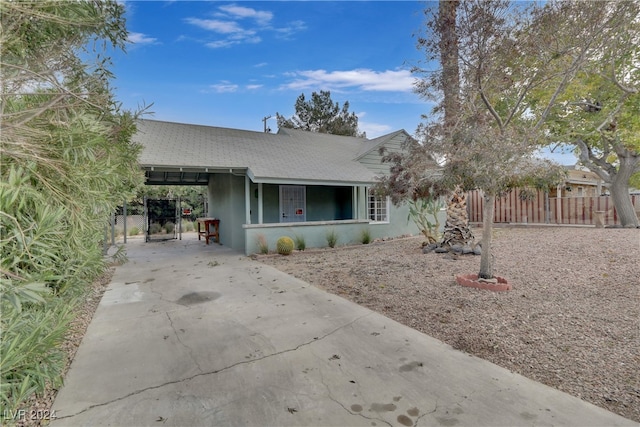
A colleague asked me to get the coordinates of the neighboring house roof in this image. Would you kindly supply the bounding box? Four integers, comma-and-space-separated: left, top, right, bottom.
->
134, 119, 411, 186
562, 164, 604, 186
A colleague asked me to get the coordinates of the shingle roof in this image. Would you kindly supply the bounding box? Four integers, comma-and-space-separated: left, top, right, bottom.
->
134, 119, 405, 185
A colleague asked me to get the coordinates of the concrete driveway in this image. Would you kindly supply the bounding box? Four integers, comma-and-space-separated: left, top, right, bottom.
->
51, 234, 635, 426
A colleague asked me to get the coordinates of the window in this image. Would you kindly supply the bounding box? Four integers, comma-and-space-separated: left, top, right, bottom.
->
368, 188, 389, 222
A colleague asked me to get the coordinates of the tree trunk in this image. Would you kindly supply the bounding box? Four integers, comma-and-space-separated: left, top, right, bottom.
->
437, 1, 474, 247
577, 140, 639, 228
610, 155, 639, 227
438, 0, 460, 131
479, 193, 495, 279
441, 185, 474, 246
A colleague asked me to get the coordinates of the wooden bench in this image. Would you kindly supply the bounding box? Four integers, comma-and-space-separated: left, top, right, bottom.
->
196, 218, 220, 244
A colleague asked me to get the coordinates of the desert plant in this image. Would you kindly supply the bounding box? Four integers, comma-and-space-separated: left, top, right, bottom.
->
360, 228, 372, 244
276, 236, 295, 255
256, 234, 269, 254
293, 233, 306, 251
164, 222, 175, 233
182, 221, 194, 232
128, 226, 140, 236
408, 196, 444, 244
326, 229, 338, 248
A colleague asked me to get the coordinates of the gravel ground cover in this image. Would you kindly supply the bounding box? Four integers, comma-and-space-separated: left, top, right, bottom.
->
16, 227, 639, 425
258, 226, 640, 422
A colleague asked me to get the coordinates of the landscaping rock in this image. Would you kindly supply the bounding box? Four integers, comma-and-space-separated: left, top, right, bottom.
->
434, 246, 449, 253
422, 243, 438, 254
473, 246, 482, 255
451, 244, 464, 254
462, 245, 474, 255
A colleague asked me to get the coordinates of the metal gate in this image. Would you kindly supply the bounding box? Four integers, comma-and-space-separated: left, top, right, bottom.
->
144, 197, 182, 242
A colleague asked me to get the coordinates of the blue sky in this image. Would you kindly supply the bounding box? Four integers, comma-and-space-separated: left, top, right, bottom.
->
113, 0, 577, 163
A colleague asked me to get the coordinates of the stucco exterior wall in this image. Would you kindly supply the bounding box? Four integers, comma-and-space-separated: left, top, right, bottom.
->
208, 173, 247, 252
242, 202, 445, 256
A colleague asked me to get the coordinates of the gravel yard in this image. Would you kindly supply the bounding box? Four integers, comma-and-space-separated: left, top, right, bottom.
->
258, 226, 640, 422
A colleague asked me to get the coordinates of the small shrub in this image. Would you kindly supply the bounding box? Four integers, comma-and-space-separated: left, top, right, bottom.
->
183, 221, 194, 232
164, 222, 175, 233
326, 229, 338, 248
256, 234, 269, 254
276, 236, 295, 255
360, 228, 372, 244
294, 233, 306, 251
128, 226, 140, 236
149, 223, 162, 234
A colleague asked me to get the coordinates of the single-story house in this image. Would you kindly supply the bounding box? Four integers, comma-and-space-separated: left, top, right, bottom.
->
550, 164, 607, 198
134, 119, 443, 255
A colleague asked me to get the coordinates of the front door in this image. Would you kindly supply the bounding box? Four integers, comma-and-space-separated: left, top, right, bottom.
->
280, 185, 306, 222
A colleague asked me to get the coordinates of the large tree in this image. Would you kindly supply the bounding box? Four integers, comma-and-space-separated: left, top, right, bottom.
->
1, 0, 143, 410
535, 1, 640, 227
276, 90, 365, 137
384, 0, 623, 280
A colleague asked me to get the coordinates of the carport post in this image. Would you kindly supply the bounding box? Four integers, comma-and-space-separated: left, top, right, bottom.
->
245, 175, 251, 225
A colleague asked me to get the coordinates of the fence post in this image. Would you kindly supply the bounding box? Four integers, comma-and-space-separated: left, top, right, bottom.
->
178, 197, 182, 241
110, 211, 115, 245
123, 200, 127, 244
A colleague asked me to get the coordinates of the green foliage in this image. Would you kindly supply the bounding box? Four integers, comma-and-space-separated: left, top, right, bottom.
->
108, 245, 128, 266
0, 0, 143, 412
408, 196, 444, 244
181, 221, 194, 233
527, 1, 640, 226
149, 223, 162, 235
1, 299, 75, 413
164, 222, 175, 234
631, 171, 640, 190
139, 186, 208, 221
276, 90, 365, 137
129, 226, 141, 236
326, 229, 338, 248
256, 235, 269, 254
276, 236, 294, 255
293, 234, 306, 251
360, 228, 372, 245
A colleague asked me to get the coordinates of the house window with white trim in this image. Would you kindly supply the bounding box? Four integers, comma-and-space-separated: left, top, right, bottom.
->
368, 188, 389, 223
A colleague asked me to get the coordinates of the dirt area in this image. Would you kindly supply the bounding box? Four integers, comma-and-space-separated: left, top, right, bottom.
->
258, 226, 640, 422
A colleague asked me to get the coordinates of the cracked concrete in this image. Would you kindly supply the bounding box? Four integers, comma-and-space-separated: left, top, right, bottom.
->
52, 235, 636, 426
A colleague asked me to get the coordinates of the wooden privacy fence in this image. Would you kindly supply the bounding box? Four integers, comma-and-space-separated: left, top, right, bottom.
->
468, 189, 639, 226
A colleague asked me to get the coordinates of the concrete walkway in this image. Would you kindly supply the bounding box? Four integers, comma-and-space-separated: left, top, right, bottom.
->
51, 234, 635, 427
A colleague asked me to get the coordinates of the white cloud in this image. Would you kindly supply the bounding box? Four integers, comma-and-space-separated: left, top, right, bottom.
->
246, 84, 263, 90
127, 32, 158, 44
185, 18, 243, 34
217, 4, 273, 25
282, 69, 416, 92
186, 4, 304, 49
274, 20, 307, 39
209, 82, 239, 93
359, 121, 393, 138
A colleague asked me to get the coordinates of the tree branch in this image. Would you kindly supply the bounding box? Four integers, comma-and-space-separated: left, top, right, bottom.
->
575, 138, 613, 182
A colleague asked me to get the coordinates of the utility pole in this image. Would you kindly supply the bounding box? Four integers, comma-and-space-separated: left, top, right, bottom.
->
262, 115, 272, 133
